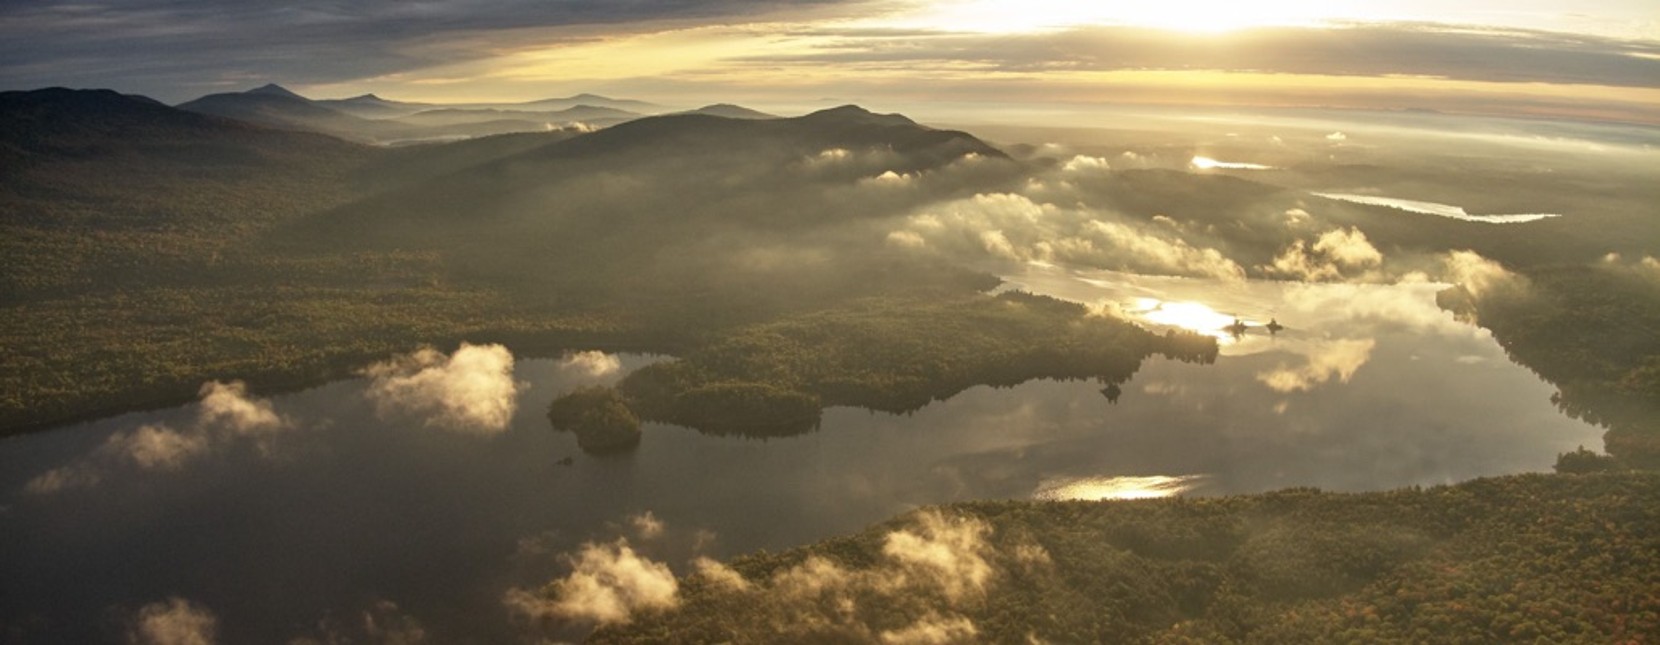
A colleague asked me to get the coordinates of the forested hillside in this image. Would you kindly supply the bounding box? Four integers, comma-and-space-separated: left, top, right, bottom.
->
592, 472, 1660, 644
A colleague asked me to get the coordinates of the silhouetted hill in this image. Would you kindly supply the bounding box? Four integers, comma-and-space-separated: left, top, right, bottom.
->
315, 93, 436, 119
246, 83, 308, 101
681, 103, 777, 119
177, 86, 402, 142
285, 104, 1020, 292
798, 104, 917, 127
520, 93, 662, 113
0, 87, 360, 168
526, 105, 999, 166
396, 105, 637, 128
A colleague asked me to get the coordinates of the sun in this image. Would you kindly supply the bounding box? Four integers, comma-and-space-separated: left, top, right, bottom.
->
894, 0, 1344, 33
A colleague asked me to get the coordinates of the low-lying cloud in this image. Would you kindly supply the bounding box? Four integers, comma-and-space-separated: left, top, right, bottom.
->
559, 350, 622, 378
880, 613, 980, 645
508, 509, 1002, 640
197, 380, 284, 436
106, 424, 210, 471
364, 343, 523, 434
1263, 227, 1384, 282
882, 510, 995, 601
1442, 250, 1525, 298
26, 381, 288, 494
129, 597, 217, 645
505, 539, 680, 626
889, 192, 1245, 280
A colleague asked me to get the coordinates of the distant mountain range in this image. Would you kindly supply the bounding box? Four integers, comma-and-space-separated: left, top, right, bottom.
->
0, 85, 1015, 433
157, 83, 777, 144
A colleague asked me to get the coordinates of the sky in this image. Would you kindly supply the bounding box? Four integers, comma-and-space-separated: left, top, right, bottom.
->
2, 0, 1658, 122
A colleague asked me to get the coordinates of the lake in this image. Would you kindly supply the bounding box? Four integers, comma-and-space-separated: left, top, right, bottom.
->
0, 268, 1600, 643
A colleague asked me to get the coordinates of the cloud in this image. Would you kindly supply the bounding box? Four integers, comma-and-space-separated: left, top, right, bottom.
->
1263, 227, 1383, 281
886, 230, 927, 248
1441, 250, 1523, 297
630, 511, 666, 540
879, 613, 979, 645
893, 192, 1244, 280
1061, 155, 1111, 173
1326, 131, 1348, 141
747, 23, 1660, 89
103, 424, 210, 471
1084, 220, 1247, 280
197, 380, 284, 436
1256, 338, 1377, 393
547, 510, 1006, 641
1598, 252, 1660, 281
25, 464, 101, 495
814, 148, 852, 162
505, 539, 679, 626
0, 0, 883, 101
979, 230, 1020, 260
364, 343, 523, 434
770, 555, 855, 600
691, 557, 751, 591
559, 351, 622, 378
25, 380, 287, 494
860, 170, 916, 187
130, 598, 217, 645
1277, 280, 1476, 336
882, 510, 994, 601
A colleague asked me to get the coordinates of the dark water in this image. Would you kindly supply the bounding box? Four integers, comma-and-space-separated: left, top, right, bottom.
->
0, 271, 1599, 643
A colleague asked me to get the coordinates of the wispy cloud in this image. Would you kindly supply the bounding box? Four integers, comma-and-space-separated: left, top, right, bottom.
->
26, 381, 289, 494
505, 539, 680, 626
558, 350, 622, 378
129, 597, 217, 645
741, 23, 1660, 89
1262, 227, 1385, 282
888, 192, 1246, 280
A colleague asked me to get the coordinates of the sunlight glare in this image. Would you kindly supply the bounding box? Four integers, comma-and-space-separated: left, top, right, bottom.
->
1132, 299, 1251, 339
1191, 156, 1273, 170
1034, 474, 1207, 501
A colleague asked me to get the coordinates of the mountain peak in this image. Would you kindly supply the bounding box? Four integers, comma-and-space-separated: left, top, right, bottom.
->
248, 83, 306, 100
801, 105, 916, 126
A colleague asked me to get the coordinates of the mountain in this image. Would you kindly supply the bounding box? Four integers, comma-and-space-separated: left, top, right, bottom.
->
176, 86, 403, 142
1, 87, 360, 167
314, 93, 436, 119
245, 83, 308, 101
680, 103, 777, 119
518, 93, 663, 113
395, 105, 638, 128
1, 87, 374, 307
287, 104, 1016, 286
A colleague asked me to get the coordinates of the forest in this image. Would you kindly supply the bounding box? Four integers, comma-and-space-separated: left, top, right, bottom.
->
547, 292, 1215, 443
591, 472, 1660, 644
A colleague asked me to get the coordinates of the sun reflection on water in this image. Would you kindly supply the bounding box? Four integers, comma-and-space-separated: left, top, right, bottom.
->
1127, 298, 1259, 343
1034, 474, 1207, 501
